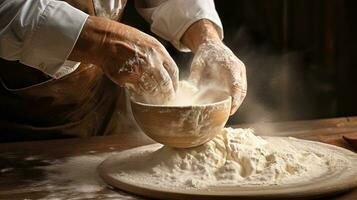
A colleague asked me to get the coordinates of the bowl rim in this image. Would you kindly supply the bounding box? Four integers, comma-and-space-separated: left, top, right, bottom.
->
130, 96, 232, 108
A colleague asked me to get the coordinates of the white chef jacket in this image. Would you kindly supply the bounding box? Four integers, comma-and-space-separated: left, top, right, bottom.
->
0, 0, 223, 79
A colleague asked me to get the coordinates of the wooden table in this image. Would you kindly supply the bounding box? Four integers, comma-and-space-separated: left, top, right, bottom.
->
0, 117, 356, 200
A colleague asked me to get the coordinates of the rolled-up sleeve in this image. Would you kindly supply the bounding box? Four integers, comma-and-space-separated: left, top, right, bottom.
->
0, 0, 88, 78
135, 0, 223, 52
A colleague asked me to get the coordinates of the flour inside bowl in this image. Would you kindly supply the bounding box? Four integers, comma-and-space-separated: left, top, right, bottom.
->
132, 80, 229, 107
166, 81, 229, 106
167, 81, 199, 105
112, 128, 353, 189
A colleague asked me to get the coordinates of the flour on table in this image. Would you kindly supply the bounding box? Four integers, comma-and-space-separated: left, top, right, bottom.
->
113, 128, 351, 189
35, 153, 143, 200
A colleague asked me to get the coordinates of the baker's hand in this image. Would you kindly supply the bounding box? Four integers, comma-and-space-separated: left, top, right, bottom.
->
182, 20, 247, 115
189, 40, 246, 115
70, 16, 178, 104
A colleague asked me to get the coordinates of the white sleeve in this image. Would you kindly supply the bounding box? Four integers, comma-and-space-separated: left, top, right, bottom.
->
0, 0, 88, 79
135, 0, 223, 52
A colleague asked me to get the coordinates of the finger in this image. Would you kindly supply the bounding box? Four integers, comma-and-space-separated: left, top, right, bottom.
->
230, 83, 247, 115
228, 63, 247, 115
136, 70, 171, 104
163, 58, 179, 91
156, 65, 175, 94
137, 71, 158, 94
155, 43, 179, 91
144, 46, 175, 95
150, 65, 175, 103
188, 58, 205, 86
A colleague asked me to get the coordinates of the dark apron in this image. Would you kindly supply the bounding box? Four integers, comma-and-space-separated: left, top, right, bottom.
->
0, 61, 123, 141
0, 0, 131, 141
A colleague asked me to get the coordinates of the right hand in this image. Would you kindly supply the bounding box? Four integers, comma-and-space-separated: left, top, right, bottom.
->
70, 16, 178, 104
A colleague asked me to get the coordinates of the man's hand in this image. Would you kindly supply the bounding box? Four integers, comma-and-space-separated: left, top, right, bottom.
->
189, 40, 247, 115
182, 20, 247, 115
69, 16, 178, 104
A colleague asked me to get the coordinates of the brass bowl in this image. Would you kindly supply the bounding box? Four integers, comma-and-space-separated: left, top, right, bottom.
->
130, 92, 231, 148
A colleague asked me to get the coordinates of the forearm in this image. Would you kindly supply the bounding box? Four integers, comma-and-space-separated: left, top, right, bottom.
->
181, 19, 221, 53
69, 16, 149, 67
68, 16, 106, 66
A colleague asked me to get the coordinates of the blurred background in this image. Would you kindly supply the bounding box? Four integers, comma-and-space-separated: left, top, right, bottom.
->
123, 0, 357, 124
0, 0, 356, 143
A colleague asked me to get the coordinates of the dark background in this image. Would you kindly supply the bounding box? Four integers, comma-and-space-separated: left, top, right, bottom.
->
124, 0, 357, 124
0, 0, 356, 142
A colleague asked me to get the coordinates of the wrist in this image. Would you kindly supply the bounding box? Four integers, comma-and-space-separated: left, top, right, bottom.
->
181, 19, 221, 53
68, 16, 112, 66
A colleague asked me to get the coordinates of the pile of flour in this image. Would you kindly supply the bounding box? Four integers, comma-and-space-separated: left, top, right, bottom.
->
113, 128, 345, 189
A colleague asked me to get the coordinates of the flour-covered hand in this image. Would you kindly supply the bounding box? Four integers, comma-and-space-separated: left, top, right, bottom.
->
189, 40, 247, 115
70, 16, 178, 104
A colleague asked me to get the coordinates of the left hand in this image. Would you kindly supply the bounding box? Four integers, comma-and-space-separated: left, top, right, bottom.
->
188, 40, 247, 115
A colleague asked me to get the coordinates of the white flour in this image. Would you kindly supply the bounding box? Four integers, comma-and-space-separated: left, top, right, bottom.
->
30, 128, 356, 199
136, 80, 225, 106
33, 153, 142, 200
113, 128, 351, 189
167, 81, 199, 105
136, 81, 230, 139
167, 81, 228, 106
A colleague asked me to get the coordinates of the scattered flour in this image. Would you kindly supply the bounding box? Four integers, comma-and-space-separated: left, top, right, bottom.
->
112, 128, 352, 189
32, 128, 356, 199
24, 155, 41, 161
0, 167, 13, 173
35, 154, 142, 200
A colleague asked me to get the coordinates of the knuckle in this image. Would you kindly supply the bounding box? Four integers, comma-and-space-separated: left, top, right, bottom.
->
163, 61, 176, 72
237, 58, 245, 67
231, 98, 241, 109
231, 83, 247, 98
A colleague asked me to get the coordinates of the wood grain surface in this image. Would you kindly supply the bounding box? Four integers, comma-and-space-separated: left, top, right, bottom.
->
0, 117, 356, 200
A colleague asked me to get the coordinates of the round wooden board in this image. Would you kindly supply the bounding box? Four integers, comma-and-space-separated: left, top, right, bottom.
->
98, 138, 357, 200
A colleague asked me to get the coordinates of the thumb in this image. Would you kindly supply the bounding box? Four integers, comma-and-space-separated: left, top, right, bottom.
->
188, 59, 205, 86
